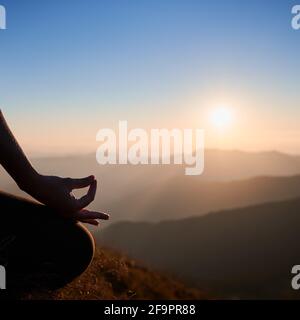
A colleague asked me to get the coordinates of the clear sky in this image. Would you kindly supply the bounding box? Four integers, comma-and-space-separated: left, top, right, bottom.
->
0, 0, 299, 155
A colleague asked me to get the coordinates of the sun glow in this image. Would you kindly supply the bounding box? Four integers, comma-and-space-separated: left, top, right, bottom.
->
210, 107, 234, 129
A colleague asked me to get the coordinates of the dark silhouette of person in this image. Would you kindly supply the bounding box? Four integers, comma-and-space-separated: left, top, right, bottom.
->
0, 109, 109, 292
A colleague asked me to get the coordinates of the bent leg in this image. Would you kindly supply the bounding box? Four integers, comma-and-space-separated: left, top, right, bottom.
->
0, 191, 95, 291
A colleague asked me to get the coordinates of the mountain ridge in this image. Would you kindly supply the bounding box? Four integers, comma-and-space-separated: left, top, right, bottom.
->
97, 197, 300, 299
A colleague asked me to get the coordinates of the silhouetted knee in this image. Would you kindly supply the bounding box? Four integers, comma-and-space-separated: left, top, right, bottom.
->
45, 222, 96, 289
64, 223, 95, 280
4, 220, 96, 291
74, 223, 95, 274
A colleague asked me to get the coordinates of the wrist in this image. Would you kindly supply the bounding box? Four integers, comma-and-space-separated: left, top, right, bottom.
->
17, 168, 41, 193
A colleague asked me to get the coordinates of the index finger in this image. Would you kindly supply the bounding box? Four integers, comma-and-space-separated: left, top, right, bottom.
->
67, 175, 95, 190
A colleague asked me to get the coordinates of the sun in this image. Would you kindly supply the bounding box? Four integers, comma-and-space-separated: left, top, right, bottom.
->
210, 107, 234, 129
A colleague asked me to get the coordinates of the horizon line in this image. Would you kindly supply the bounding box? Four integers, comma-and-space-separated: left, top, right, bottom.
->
28, 148, 300, 160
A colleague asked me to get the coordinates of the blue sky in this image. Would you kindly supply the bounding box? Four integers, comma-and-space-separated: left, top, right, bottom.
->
0, 0, 299, 154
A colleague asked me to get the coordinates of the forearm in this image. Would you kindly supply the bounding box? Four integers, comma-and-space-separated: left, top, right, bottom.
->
0, 109, 38, 190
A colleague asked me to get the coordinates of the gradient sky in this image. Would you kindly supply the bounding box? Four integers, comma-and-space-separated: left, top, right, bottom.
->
0, 0, 299, 155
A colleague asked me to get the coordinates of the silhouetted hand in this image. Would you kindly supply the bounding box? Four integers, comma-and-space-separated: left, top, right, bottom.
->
24, 174, 109, 226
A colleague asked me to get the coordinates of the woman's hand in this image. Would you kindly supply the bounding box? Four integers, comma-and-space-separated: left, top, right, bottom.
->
22, 174, 109, 226
0, 110, 109, 226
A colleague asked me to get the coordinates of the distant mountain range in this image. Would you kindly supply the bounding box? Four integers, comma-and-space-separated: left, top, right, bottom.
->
108, 175, 300, 222
1, 149, 300, 223
97, 198, 300, 299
